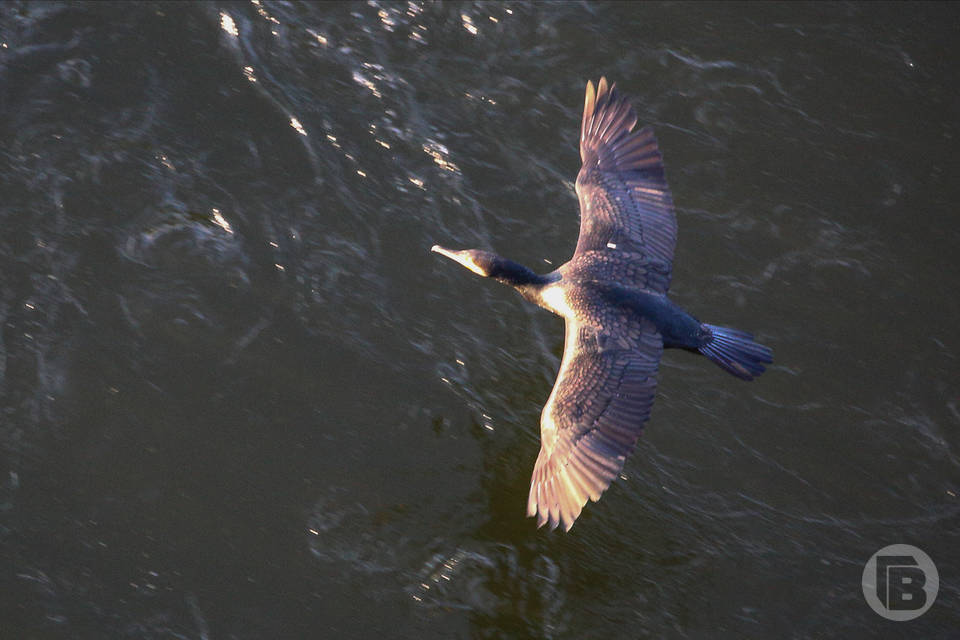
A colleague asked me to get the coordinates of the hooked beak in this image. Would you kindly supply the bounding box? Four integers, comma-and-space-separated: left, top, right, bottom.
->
431, 244, 457, 260
431, 245, 485, 276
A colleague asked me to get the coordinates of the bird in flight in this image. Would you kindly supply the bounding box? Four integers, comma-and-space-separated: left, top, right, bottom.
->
432, 78, 773, 531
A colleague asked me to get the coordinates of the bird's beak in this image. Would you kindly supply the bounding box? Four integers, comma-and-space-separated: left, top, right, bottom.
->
431, 245, 485, 276
431, 244, 456, 260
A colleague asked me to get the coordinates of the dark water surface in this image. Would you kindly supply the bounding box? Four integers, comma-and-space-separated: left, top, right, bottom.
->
2, 1, 959, 637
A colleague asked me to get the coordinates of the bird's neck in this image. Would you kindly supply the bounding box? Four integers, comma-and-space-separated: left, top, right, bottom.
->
490, 257, 550, 290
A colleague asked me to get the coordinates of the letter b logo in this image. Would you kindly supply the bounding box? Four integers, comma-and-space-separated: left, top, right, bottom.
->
863, 545, 938, 620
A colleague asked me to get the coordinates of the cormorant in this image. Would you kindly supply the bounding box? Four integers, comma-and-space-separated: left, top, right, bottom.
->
432, 78, 773, 531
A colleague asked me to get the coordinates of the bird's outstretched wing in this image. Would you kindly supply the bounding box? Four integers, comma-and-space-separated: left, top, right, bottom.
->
527, 317, 663, 531
574, 77, 677, 293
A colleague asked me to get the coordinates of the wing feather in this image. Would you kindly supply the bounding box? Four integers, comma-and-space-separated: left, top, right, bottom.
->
527, 319, 663, 531
574, 78, 678, 293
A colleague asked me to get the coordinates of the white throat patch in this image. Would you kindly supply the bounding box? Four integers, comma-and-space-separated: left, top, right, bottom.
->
463, 258, 486, 276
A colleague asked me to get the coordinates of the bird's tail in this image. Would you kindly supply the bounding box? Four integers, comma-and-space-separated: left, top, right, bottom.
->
698, 324, 773, 381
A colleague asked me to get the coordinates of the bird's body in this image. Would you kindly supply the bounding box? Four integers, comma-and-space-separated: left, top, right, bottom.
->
432, 78, 773, 531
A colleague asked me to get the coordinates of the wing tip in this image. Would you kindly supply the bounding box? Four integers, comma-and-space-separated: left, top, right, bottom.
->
581, 79, 596, 160
528, 446, 623, 533
579, 77, 661, 175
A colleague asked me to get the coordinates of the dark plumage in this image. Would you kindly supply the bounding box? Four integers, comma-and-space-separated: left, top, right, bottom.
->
432, 78, 773, 531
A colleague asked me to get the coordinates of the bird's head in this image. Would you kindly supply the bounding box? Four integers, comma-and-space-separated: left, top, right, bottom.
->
431, 245, 503, 278
432, 245, 547, 289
